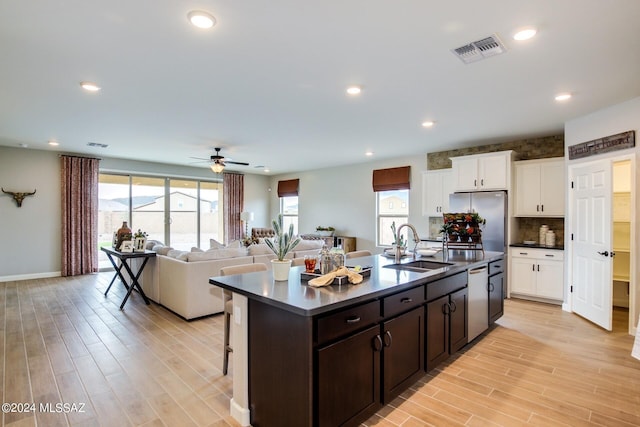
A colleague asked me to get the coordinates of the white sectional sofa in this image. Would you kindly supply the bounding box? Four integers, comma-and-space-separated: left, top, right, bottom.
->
137, 239, 325, 320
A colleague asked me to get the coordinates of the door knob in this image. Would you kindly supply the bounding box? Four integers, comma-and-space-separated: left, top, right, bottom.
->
597, 251, 609, 257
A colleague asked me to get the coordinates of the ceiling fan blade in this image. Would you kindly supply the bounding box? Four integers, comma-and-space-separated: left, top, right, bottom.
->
189, 156, 211, 161
225, 160, 250, 166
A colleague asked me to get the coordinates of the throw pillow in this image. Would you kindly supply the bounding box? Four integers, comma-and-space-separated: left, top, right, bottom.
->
154, 246, 174, 256
210, 238, 225, 249
191, 247, 204, 252
248, 243, 273, 256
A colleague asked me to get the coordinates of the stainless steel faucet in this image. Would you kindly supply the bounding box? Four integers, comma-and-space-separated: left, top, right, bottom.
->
395, 223, 421, 263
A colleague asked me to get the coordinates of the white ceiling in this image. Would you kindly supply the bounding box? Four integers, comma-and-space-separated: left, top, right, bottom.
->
1, 1, 639, 175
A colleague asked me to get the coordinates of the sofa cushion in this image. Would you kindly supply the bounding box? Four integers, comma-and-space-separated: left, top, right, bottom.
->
248, 243, 273, 256
146, 239, 163, 250
153, 245, 174, 255
187, 247, 248, 262
295, 239, 325, 251
167, 249, 189, 261
191, 247, 204, 252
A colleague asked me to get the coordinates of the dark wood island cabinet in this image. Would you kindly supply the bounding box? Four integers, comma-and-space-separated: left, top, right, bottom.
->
210, 252, 504, 427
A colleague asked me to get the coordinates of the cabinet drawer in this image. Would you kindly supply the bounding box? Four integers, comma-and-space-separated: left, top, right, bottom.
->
511, 248, 564, 261
383, 286, 424, 318
426, 271, 467, 301
489, 259, 504, 276
316, 300, 380, 345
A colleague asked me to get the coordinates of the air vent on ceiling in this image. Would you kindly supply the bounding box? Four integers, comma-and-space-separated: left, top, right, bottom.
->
87, 142, 109, 148
452, 34, 506, 64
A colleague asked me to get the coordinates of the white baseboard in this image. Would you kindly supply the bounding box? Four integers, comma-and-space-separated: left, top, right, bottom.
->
0, 271, 61, 283
230, 398, 251, 426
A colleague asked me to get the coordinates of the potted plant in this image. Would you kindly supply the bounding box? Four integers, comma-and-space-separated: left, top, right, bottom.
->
315, 226, 335, 237
266, 214, 302, 280
387, 221, 407, 255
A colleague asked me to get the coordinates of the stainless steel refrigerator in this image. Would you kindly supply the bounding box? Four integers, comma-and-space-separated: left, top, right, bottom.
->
448, 191, 507, 253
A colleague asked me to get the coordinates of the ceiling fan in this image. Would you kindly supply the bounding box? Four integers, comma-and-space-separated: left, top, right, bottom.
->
190, 147, 249, 173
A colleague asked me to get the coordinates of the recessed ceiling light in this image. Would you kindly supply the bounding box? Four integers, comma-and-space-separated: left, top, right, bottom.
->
346, 86, 362, 95
513, 27, 537, 41
263, 168, 270, 173
48, 140, 59, 146
365, 151, 374, 157
555, 93, 572, 101
188, 10, 216, 29
80, 81, 101, 92
421, 121, 435, 128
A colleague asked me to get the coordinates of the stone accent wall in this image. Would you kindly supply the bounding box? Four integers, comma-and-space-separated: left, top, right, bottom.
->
426, 135, 564, 170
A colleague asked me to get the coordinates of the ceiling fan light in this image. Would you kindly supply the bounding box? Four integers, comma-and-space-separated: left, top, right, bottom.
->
211, 162, 224, 173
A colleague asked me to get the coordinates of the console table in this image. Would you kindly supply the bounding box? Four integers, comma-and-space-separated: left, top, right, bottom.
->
101, 247, 156, 309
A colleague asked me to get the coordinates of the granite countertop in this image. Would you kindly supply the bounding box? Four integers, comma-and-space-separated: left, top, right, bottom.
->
209, 251, 504, 317
510, 243, 564, 250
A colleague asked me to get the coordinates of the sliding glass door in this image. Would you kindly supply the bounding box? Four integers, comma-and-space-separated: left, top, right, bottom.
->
98, 173, 222, 268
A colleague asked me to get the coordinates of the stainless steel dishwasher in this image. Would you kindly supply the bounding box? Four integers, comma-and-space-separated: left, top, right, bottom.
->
468, 264, 489, 343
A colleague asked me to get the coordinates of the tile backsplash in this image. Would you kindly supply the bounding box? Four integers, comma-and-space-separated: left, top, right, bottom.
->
516, 217, 565, 245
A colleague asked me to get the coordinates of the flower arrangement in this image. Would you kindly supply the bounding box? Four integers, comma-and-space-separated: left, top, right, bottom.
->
441, 213, 485, 243
133, 229, 148, 239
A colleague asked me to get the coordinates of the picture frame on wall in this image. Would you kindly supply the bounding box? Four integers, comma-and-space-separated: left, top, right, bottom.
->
120, 240, 134, 253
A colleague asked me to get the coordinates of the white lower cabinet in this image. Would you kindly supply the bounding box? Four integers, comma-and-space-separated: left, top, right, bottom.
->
509, 247, 564, 301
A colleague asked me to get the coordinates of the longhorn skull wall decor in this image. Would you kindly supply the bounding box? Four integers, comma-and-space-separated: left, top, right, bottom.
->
1, 188, 37, 207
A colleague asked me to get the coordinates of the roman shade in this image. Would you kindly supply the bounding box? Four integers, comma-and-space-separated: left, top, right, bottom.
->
372, 166, 411, 192
277, 179, 299, 197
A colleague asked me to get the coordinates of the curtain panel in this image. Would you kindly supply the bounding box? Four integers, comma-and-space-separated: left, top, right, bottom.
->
223, 172, 244, 243
61, 155, 100, 276
372, 166, 411, 192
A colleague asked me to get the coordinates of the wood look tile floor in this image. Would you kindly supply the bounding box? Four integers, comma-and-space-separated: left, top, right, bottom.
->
1, 273, 638, 427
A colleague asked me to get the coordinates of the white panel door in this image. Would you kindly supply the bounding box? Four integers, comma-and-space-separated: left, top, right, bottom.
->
571, 161, 613, 330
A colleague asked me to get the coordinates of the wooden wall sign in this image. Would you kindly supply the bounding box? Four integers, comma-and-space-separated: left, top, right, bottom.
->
568, 130, 635, 160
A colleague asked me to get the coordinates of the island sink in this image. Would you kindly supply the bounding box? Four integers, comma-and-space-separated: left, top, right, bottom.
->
383, 260, 454, 272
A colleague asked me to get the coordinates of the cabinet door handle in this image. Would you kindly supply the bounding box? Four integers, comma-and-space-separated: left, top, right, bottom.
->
373, 335, 383, 352
442, 303, 450, 315
488, 283, 494, 292
474, 179, 477, 187
346, 316, 361, 324
541, 204, 544, 212
520, 252, 528, 255
400, 297, 413, 304
536, 205, 540, 212
481, 179, 484, 186
532, 264, 535, 271
383, 330, 393, 347
537, 264, 540, 272
545, 254, 555, 257
450, 301, 457, 313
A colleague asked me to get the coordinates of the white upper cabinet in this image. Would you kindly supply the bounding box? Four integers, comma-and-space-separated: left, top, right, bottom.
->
514, 158, 565, 217
450, 151, 512, 192
422, 169, 453, 216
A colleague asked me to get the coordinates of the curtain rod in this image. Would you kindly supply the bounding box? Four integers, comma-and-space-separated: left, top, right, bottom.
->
59, 154, 102, 160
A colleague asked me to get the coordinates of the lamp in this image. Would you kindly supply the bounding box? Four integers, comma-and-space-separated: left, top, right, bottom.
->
210, 162, 224, 173
240, 211, 254, 237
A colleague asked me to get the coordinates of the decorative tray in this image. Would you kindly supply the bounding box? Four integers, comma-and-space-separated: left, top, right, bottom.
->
300, 266, 372, 285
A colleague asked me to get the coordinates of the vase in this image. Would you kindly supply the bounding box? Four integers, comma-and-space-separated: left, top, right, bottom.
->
271, 259, 292, 281
116, 221, 132, 250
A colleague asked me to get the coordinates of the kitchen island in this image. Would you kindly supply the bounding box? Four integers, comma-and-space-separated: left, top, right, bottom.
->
210, 251, 503, 427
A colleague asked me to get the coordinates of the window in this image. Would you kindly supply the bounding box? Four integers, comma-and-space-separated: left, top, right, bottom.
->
280, 196, 299, 234
377, 189, 409, 246
98, 173, 221, 269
